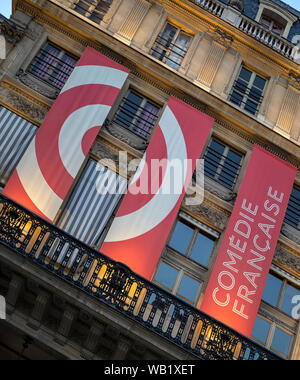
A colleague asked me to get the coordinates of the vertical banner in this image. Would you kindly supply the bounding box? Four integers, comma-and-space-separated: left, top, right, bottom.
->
3, 47, 130, 221
101, 96, 214, 280
201, 145, 297, 337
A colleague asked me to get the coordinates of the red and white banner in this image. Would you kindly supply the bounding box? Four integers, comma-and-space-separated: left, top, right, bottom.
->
101, 96, 214, 280
200, 145, 297, 337
3, 47, 129, 221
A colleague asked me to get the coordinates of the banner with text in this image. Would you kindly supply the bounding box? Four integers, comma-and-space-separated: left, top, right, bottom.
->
101, 97, 214, 280
200, 145, 297, 337
3, 48, 129, 221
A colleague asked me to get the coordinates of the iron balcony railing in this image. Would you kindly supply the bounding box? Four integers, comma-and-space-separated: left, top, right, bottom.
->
151, 36, 190, 69
203, 146, 243, 190
113, 97, 159, 141
229, 80, 264, 116
0, 194, 281, 360
284, 188, 300, 230
28, 45, 78, 90
74, 0, 112, 24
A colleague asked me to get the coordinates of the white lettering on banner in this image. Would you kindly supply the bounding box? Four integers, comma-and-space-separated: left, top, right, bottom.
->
212, 186, 284, 320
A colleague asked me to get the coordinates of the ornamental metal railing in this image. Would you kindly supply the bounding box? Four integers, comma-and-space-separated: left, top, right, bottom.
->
203, 145, 243, 190
0, 194, 281, 360
188, 0, 295, 62
113, 96, 159, 141
28, 45, 78, 90
284, 187, 300, 230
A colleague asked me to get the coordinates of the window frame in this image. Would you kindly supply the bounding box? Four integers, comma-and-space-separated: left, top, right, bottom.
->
203, 137, 244, 190
251, 314, 294, 359
151, 22, 193, 70
27, 41, 78, 90
167, 217, 218, 269
112, 89, 161, 141
229, 66, 268, 116
74, 0, 113, 23
153, 260, 203, 306
284, 184, 300, 230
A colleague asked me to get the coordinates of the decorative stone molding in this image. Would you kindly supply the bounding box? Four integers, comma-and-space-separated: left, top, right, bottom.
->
0, 86, 46, 124
281, 223, 300, 245
0, 17, 25, 47
105, 121, 148, 151
17, 69, 60, 100
275, 83, 299, 136
185, 200, 229, 231
274, 245, 300, 275
228, 0, 244, 12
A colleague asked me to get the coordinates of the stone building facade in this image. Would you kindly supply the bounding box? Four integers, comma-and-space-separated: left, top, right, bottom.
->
0, 0, 299, 360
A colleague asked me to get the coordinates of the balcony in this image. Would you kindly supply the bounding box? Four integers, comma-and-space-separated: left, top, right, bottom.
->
0, 194, 281, 360
189, 0, 296, 62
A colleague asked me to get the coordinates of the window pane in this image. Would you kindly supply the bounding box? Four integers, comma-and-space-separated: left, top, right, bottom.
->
155, 262, 179, 290
239, 67, 252, 83
281, 283, 300, 317
284, 186, 300, 228
271, 328, 292, 358
219, 149, 242, 188
190, 232, 214, 267
262, 273, 282, 307
204, 140, 225, 179
168, 221, 194, 255
177, 275, 201, 303
115, 91, 143, 129
166, 33, 191, 70
251, 317, 271, 344
253, 75, 266, 91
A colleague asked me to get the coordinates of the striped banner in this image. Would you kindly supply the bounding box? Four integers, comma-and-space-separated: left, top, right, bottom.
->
57, 160, 127, 246
3, 48, 130, 221
0, 107, 37, 187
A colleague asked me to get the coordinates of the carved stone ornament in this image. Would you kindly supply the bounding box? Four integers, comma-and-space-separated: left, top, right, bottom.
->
0, 17, 25, 46
104, 120, 149, 152
281, 223, 300, 245
228, 0, 244, 12
213, 28, 234, 48
0, 86, 47, 124
288, 71, 300, 90
186, 201, 229, 231
274, 245, 300, 275
17, 69, 60, 100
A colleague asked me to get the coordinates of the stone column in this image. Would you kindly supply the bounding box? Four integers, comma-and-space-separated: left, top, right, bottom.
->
196, 29, 233, 90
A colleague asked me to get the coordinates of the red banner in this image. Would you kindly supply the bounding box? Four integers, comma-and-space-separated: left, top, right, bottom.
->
200, 145, 297, 337
101, 96, 214, 280
3, 47, 129, 222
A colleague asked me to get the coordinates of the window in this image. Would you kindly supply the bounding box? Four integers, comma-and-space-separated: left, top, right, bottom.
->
262, 272, 300, 318
0, 107, 37, 188
57, 159, 127, 246
204, 138, 243, 190
28, 42, 78, 90
168, 219, 216, 268
74, 0, 113, 24
113, 90, 160, 140
252, 316, 293, 358
154, 261, 202, 304
151, 23, 192, 70
284, 186, 300, 229
260, 14, 285, 36
229, 67, 267, 116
